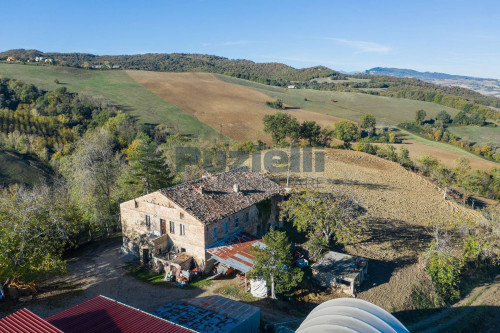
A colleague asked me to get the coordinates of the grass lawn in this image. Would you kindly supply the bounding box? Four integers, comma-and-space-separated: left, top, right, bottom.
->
0, 63, 220, 140
215, 74, 459, 126
398, 129, 488, 159
448, 126, 500, 147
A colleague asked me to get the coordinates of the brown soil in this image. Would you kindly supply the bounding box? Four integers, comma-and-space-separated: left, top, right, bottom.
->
126, 71, 343, 143
257, 148, 479, 311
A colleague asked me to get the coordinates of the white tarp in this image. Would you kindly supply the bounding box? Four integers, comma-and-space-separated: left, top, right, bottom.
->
250, 279, 268, 298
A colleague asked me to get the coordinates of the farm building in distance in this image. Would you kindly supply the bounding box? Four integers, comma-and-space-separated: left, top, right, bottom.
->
311, 251, 369, 296
120, 167, 283, 274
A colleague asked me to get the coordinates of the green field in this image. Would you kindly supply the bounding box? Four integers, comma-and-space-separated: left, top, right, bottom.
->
0, 151, 51, 186
216, 74, 459, 126
0, 63, 219, 140
448, 126, 500, 147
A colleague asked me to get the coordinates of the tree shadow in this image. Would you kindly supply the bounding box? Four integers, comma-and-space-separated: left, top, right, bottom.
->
394, 305, 500, 332
359, 217, 432, 265
328, 178, 392, 190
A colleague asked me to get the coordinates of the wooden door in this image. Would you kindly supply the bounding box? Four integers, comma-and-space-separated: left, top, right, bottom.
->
160, 219, 166, 235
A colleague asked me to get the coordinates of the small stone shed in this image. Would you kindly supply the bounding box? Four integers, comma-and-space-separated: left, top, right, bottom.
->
311, 251, 368, 296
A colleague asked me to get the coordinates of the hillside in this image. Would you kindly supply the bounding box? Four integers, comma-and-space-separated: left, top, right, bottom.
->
0, 49, 343, 85
366, 67, 500, 98
0, 151, 51, 186
128, 71, 499, 171
2, 49, 499, 119
1, 63, 498, 171
0, 63, 220, 140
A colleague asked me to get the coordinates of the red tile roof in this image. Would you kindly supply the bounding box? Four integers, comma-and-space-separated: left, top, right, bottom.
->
0, 308, 63, 333
45, 295, 195, 333
207, 232, 264, 273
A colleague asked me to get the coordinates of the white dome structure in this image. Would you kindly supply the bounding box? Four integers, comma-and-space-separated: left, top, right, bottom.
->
296, 298, 409, 333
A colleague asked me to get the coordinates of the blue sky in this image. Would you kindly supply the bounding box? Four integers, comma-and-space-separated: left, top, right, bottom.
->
1, 0, 499, 78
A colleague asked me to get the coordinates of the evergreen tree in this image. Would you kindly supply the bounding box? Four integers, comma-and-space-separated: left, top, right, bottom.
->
125, 132, 173, 194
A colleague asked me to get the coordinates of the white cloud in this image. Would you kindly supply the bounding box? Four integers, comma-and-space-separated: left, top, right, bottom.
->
326, 37, 391, 53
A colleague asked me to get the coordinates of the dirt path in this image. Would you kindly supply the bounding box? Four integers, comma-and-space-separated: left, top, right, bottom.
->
4, 238, 297, 324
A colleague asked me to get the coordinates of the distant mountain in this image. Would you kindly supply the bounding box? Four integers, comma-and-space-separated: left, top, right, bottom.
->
366, 67, 500, 98
0, 49, 345, 86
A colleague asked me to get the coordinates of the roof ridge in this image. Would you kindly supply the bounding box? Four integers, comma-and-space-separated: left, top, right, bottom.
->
97, 295, 198, 333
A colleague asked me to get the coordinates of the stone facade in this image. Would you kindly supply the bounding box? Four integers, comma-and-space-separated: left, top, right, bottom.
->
120, 170, 282, 273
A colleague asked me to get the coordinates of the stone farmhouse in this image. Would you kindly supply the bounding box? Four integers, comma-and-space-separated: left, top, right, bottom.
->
120, 167, 283, 273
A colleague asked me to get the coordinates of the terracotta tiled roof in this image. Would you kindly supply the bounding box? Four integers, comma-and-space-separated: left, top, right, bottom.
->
160, 167, 282, 224
0, 308, 63, 333
45, 295, 195, 333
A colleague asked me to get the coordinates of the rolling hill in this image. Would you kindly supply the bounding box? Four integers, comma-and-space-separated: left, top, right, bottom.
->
1, 62, 498, 171
366, 67, 500, 98
0, 63, 220, 140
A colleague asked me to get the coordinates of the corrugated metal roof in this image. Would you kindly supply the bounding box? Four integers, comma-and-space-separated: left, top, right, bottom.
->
206, 232, 265, 273
0, 308, 63, 333
45, 295, 196, 333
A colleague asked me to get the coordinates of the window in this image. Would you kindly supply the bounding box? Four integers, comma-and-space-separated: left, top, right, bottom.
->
224, 221, 229, 234
169, 221, 175, 233
134, 200, 138, 208
213, 227, 217, 240
245, 212, 249, 224
180, 212, 184, 219
235, 217, 239, 228
145, 215, 151, 229
180, 223, 186, 236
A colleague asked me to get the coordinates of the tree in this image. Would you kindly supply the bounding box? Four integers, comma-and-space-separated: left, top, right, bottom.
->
360, 114, 376, 137
299, 120, 321, 146
453, 111, 470, 125
263, 112, 300, 146
266, 99, 285, 110
280, 187, 364, 244
124, 133, 173, 194
469, 113, 486, 126
333, 120, 359, 148
248, 228, 303, 299
415, 109, 427, 125
436, 110, 452, 125
398, 146, 412, 168
0, 184, 80, 286
432, 165, 454, 199
417, 155, 440, 176
62, 128, 122, 238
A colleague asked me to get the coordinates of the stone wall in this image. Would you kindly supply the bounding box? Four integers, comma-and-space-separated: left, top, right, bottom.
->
120, 192, 206, 266
120, 191, 283, 273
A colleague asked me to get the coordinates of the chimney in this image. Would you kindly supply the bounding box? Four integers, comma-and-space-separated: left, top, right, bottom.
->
196, 186, 205, 194
233, 183, 240, 193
